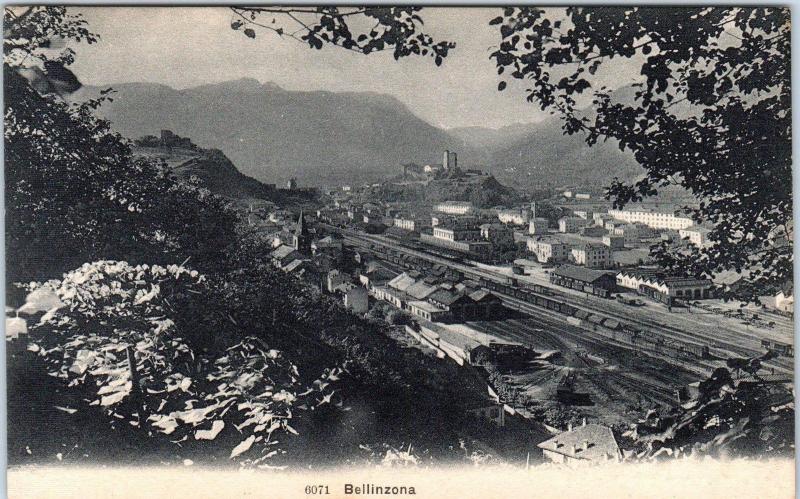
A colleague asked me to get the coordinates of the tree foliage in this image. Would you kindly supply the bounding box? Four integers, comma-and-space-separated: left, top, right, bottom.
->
490, 7, 791, 301
229, 6, 455, 64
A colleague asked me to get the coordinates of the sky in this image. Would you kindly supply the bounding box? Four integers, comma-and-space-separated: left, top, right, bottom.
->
69, 7, 639, 129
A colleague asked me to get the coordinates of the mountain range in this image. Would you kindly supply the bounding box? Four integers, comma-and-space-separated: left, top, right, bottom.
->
77, 78, 643, 191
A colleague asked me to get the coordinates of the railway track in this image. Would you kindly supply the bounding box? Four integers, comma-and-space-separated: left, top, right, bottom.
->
329, 225, 793, 376
470, 299, 691, 394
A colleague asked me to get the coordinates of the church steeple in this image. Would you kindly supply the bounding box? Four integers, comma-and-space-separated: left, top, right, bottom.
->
293, 210, 310, 253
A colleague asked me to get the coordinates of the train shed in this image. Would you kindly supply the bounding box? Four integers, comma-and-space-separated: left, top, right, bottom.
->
550, 265, 618, 297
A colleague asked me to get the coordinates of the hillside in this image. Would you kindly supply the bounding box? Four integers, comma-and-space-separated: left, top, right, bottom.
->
132, 144, 315, 207
78, 79, 471, 188
362, 175, 522, 209
78, 78, 646, 192
449, 118, 643, 191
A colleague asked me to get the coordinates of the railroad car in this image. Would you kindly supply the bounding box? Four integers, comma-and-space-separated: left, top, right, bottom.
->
762, 339, 794, 357
683, 343, 710, 358
561, 303, 578, 317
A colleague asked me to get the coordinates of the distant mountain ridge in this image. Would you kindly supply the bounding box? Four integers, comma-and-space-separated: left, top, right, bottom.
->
78, 78, 644, 191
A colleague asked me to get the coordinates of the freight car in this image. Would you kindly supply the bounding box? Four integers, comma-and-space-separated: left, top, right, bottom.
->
761, 339, 794, 357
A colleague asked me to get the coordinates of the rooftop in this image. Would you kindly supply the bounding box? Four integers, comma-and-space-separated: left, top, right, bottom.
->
553, 265, 616, 283
537, 423, 620, 462
408, 300, 442, 313
271, 245, 298, 259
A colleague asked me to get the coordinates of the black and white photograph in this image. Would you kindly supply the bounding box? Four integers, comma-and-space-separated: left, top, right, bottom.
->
3, 5, 795, 498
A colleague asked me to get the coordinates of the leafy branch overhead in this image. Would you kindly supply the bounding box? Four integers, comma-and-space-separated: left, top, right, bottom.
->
229, 6, 455, 64
490, 7, 792, 301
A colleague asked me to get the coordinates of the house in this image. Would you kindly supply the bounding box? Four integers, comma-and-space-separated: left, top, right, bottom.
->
388, 272, 417, 294
326, 269, 348, 293
358, 266, 398, 291
405, 281, 438, 301
311, 235, 343, 256
528, 217, 549, 235
550, 265, 618, 297
558, 217, 588, 233
465, 401, 506, 427
271, 245, 301, 268
602, 235, 625, 249
339, 284, 368, 314
480, 223, 515, 246
527, 237, 571, 264
571, 243, 612, 269
393, 216, 419, 231
408, 300, 449, 322
773, 281, 794, 313
537, 422, 621, 465
433, 201, 473, 215
608, 206, 694, 230
497, 208, 530, 226
419, 234, 492, 259
433, 226, 481, 242
613, 223, 652, 245
282, 258, 310, 275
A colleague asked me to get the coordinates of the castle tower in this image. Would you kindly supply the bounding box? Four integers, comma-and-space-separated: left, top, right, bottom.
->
293, 210, 311, 254
442, 150, 450, 170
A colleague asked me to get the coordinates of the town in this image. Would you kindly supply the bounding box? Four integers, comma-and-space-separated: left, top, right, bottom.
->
233, 148, 794, 465
5, 7, 792, 491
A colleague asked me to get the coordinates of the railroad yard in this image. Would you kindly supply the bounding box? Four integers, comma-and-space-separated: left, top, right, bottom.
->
324, 224, 794, 427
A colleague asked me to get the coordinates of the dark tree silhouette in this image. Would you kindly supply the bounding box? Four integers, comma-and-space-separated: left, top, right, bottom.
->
489, 7, 791, 301
229, 6, 455, 64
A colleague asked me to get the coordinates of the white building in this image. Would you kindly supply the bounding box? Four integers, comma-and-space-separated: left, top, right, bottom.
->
571, 244, 612, 269
498, 208, 530, 226
775, 289, 794, 313
608, 207, 694, 230
616, 269, 713, 300
433, 226, 480, 242
528, 238, 571, 263
537, 422, 621, 466
559, 217, 588, 233
434, 201, 473, 215
394, 217, 417, 231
